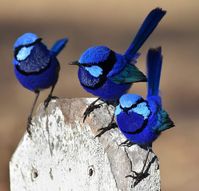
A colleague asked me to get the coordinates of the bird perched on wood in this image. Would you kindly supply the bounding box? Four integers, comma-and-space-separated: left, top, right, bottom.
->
13, 32, 68, 135
71, 8, 166, 135
115, 47, 174, 186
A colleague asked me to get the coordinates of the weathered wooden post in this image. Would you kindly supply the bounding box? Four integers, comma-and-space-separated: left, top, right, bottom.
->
10, 98, 160, 191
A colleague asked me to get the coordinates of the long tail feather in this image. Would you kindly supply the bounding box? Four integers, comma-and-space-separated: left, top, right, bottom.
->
147, 47, 162, 97
124, 8, 166, 61
51, 38, 68, 56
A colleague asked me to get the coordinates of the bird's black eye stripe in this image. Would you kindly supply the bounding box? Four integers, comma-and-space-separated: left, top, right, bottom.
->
80, 50, 116, 74
80, 63, 93, 67
14, 38, 42, 59
98, 50, 115, 74
120, 98, 145, 112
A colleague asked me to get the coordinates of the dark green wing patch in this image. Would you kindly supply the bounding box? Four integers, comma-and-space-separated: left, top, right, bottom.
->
153, 109, 174, 133
109, 64, 147, 84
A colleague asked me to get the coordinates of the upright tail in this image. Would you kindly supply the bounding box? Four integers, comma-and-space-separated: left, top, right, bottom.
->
147, 47, 162, 97
124, 8, 166, 61
51, 38, 68, 56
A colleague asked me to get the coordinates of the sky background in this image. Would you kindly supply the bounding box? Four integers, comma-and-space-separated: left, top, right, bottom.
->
0, 0, 199, 190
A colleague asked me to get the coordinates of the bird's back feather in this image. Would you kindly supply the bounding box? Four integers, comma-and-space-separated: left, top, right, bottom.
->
117, 111, 146, 134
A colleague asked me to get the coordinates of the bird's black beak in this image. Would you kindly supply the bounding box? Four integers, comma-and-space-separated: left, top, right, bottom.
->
69, 61, 80, 66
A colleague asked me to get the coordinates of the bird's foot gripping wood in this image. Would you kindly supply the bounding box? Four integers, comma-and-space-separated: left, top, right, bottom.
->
126, 170, 150, 187
83, 98, 103, 122
126, 148, 152, 186
95, 122, 117, 138
119, 140, 135, 147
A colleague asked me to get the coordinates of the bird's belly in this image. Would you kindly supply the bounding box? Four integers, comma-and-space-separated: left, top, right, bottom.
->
14, 60, 59, 92
82, 79, 131, 101
117, 113, 159, 146
122, 129, 158, 146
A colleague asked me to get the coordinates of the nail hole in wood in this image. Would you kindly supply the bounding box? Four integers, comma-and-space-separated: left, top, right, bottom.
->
88, 165, 95, 177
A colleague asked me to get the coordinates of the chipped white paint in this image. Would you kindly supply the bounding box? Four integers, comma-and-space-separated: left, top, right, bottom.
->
10, 98, 160, 191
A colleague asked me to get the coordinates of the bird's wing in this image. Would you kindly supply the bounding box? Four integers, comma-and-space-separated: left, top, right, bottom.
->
152, 109, 174, 133
108, 63, 147, 84
50, 38, 68, 57
117, 111, 146, 134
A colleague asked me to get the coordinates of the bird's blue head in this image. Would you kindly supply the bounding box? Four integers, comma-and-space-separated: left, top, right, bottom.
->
13, 33, 41, 64
72, 46, 116, 78
115, 94, 151, 119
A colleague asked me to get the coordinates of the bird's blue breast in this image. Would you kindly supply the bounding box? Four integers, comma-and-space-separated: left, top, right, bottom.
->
116, 110, 159, 146
14, 56, 59, 91
79, 76, 131, 101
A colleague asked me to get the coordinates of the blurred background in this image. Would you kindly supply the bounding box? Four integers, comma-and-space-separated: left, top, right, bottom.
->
0, 0, 199, 190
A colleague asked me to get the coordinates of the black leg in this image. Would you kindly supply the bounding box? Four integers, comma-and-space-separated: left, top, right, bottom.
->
27, 91, 40, 136
119, 140, 135, 147
95, 114, 117, 138
83, 98, 103, 122
126, 148, 151, 186
44, 85, 58, 109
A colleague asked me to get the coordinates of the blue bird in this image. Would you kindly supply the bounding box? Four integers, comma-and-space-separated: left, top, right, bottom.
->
71, 8, 166, 125
13, 32, 68, 135
115, 47, 174, 186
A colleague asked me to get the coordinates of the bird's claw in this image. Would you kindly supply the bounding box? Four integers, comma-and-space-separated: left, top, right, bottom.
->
95, 122, 117, 138
126, 170, 149, 186
119, 140, 134, 147
44, 95, 58, 109
83, 103, 103, 122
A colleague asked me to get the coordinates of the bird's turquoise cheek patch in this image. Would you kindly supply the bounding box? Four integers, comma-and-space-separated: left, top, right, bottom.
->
131, 102, 151, 119
85, 66, 103, 77
120, 94, 141, 108
16, 46, 34, 61
115, 105, 122, 116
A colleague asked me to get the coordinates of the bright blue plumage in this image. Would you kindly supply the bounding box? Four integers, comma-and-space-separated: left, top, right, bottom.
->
79, 46, 111, 64
13, 33, 68, 91
115, 47, 174, 146
13, 33, 39, 49
13, 32, 68, 135
51, 38, 68, 57
75, 8, 166, 102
